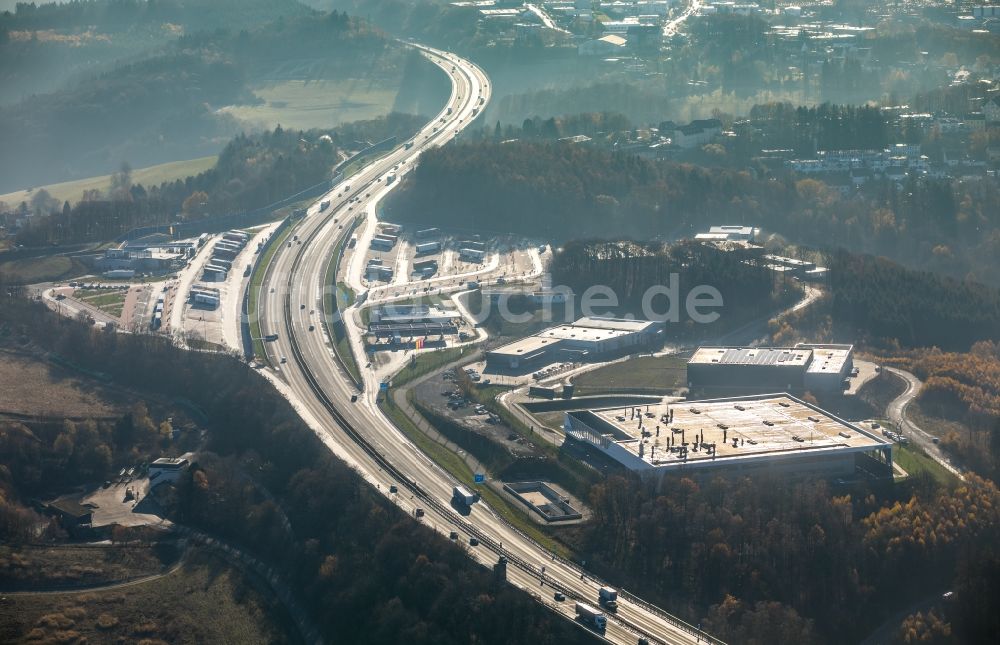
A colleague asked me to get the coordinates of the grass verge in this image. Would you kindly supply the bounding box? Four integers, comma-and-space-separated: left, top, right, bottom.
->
391, 346, 474, 388
380, 395, 569, 557
341, 149, 392, 180
894, 443, 959, 487
573, 354, 687, 395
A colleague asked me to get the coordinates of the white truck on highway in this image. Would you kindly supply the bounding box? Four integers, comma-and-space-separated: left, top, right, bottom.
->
599, 586, 619, 612
575, 602, 607, 631
453, 485, 476, 506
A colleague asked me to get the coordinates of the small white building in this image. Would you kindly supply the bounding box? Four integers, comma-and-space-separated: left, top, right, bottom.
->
149, 454, 194, 486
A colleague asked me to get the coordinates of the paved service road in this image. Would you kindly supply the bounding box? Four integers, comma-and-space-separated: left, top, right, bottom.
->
885, 367, 965, 481
249, 43, 720, 645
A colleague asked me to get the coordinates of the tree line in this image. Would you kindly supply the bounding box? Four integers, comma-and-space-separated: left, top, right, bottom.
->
827, 251, 1000, 351
391, 140, 1000, 286
579, 471, 1000, 644
550, 240, 794, 336
0, 291, 594, 644
8, 113, 426, 247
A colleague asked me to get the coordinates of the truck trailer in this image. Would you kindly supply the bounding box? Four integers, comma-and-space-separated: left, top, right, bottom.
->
459, 248, 485, 263
415, 241, 441, 255
575, 603, 606, 631
452, 485, 476, 506
598, 587, 619, 612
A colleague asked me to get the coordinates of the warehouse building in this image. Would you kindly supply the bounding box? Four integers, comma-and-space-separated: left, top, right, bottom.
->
564, 393, 892, 479
149, 453, 194, 487
693, 225, 759, 242
370, 304, 461, 325
486, 316, 664, 370
687, 344, 854, 394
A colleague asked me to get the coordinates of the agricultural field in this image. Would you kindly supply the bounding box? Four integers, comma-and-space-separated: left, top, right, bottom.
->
0, 156, 217, 207
0, 350, 121, 418
0, 549, 295, 645
220, 79, 400, 131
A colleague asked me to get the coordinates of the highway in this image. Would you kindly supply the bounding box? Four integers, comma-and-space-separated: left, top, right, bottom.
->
250, 43, 719, 645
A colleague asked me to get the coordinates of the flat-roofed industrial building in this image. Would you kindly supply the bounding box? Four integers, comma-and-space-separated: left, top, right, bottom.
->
486, 316, 664, 369
687, 344, 853, 394
564, 393, 892, 479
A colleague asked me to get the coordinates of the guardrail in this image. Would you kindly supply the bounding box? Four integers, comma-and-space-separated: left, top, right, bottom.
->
240, 212, 303, 362
321, 216, 364, 391
334, 136, 398, 177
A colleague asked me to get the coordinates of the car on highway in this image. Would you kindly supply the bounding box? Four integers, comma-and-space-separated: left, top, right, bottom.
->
351, 394, 358, 402
468, 537, 479, 547
415, 508, 425, 517
280, 356, 287, 364
449, 531, 458, 540
300, 304, 305, 309
308, 324, 315, 331
553, 592, 565, 602
389, 485, 397, 493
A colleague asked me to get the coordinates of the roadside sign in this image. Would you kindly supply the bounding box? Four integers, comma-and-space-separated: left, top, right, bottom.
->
474, 473, 485, 483
379, 381, 389, 391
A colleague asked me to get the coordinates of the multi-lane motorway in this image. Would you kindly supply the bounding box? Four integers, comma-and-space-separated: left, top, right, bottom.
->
251, 43, 719, 645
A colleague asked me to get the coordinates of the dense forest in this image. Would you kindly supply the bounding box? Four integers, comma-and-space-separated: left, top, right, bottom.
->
0, 292, 593, 645
827, 252, 1000, 351
746, 102, 889, 155
6, 114, 426, 247
392, 140, 792, 239
391, 141, 1000, 286
550, 240, 795, 336
0, 6, 402, 191
579, 471, 1000, 644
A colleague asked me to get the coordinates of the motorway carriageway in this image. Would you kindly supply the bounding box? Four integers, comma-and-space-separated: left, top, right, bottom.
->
251, 42, 720, 645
